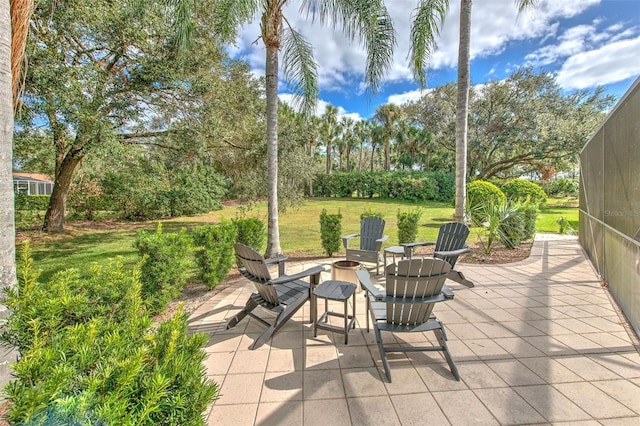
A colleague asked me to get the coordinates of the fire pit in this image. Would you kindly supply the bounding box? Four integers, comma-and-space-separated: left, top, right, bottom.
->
331, 260, 362, 286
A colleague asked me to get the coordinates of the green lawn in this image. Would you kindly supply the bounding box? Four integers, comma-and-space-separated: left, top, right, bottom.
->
18, 197, 578, 281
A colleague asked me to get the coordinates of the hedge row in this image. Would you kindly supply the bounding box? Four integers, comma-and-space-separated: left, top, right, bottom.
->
312, 171, 455, 202
14, 194, 50, 211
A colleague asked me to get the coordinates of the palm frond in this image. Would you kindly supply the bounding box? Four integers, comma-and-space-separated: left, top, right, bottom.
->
410, 0, 449, 88
281, 24, 319, 115
300, 0, 396, 94
214, 0, 262, 43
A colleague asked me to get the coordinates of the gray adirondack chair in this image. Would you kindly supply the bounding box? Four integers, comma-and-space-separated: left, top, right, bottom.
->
227, 243, 324, 349
342, 216, 388, 275
356, 258, 460, 382
402, 222, 474, 288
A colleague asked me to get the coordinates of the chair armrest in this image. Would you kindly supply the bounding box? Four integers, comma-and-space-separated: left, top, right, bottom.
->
356, 269, 384, 299
380, 293, 447, 304
434, 247, 471, 258
265, 255, 288, 276
376, 235, 389, 244
441, 284, 455, 299
269, 265, 325, 286
401, 241, 435, 257
342, 233, 360, 249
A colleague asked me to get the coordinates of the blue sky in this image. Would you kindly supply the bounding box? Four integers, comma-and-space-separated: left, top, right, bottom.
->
231, 0, 640, 120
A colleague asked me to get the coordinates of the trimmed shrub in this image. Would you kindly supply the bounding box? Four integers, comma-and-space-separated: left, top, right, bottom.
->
467, 180, 506, 224
233, 216, 266, 253
14, 194, 50, 211
542, 177, 579, 197
320, 209, 342, 257
134, 223, 192, 314
360, 208, 384, 220
517, 201, 539, 240
192, 220, 237, 290
431, 171, 455, 202
1, 243, 218, 425
502, 179, 547, 206
397, 208, 423, 244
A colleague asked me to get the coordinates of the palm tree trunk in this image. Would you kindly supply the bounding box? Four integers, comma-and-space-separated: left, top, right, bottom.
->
0, 0, 15, 288
455, 0, 472, 222
264, 44, 282, 257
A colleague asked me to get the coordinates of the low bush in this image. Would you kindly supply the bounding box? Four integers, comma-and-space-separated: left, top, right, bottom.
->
192, 220, 237, 289
502, 179, 547, 206
467, 181, 506, 224
1, 243, 218, 425
517, 201, 539, 241
232, 216, 266, 253
542, 177, 579, 197
319, 209, 342, 257
397, 208, 423, 244
134, 223, 192, 314
473, 200, 522, 253
14, 194, 50, 211
360, 208, 384, 220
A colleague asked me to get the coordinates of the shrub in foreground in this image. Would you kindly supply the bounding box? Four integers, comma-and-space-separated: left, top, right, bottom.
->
397, 208, 423, 244
320, 209, 342, 257
1, 243, 217, 425
135, 223, 192, 314
467, 180, 506, 224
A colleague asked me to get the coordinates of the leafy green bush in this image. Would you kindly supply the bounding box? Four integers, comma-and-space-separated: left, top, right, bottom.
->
165, 165, 228, 216
502, 179, 547, 206
360, 208, 384, 220
192, 220, 237, 289
397, 208, 423, 244
542, 177, 579, 197
320, 209, 343, 257
430, 171, 455, 202
467, 180, 506, 224
14, 194, 50, 211
1, 243, 217, 425
473, 200, 522, 253
517, 201, 539, 241
233, 216, 266, 253
134, 223, 193, 314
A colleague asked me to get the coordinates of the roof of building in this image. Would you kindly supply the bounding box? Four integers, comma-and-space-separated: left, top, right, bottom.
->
12, 172, 54, 183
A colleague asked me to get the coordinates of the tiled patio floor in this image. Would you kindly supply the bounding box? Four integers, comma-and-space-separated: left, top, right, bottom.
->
191, 235, 640, 425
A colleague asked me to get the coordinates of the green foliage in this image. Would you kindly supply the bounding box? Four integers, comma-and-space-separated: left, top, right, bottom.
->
467, 180, 506, 224
397, 208, 423, 244
165, 165, 228, 216
473, 200, 522, 253
517, 201, 539, 241
557, 216, 576, 235
192, 221, 237, 290
542, 177, 579, 197
502, 179, 547, 206
312, 171, 450, 202
14, 194, 50, 211
319, 209, 343, 257
360, 208, 385, 220
232, 216, 266, 254
1, 243, 217, 425
134, 223, 193, 314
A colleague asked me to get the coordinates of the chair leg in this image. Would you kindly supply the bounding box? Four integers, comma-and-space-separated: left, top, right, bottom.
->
448, 270, 474, 288
374, 326, 392, 382
250, 296, 308, 350
226, 297, 258, 329
434, 325, 460, 381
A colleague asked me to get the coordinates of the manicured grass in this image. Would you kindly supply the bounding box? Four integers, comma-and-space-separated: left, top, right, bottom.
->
18, 197, 578, 281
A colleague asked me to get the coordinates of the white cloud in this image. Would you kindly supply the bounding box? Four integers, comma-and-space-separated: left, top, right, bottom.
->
556, 36, 640, 89
278, 93, 364, 120
387, 89, 429, 105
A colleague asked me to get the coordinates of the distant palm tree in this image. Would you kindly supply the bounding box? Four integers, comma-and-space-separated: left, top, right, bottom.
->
321, 104, 339, 174
214, 0, 396, 256
373, 103, 401, 171
354, 119, 372, 172
409, 0, 538, 221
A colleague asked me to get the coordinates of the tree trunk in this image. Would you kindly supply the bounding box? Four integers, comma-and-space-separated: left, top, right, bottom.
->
264, 44, 282, 257
384, 136, 391, 171
454, 0, 472, 222
0, 0, 15, 289
43, 152, 83, 232
325, 141, 332, 174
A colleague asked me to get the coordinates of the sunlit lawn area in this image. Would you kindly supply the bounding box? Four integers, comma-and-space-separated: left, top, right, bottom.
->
19, 197, 578, 281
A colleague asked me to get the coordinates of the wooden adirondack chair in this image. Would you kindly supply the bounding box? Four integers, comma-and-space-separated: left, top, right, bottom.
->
356, 258, 460, 382
402, 222, 474, 288
342, 216, 388, 275
227, 243, 324, 350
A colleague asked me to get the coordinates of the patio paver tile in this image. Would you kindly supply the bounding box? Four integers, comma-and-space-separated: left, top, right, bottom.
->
474, 387, 546, 424
554, 382, 635, 418
555, 356, 622, 381
341, 367, 387, 398
255, 401, 303, 425
432, 390, 499, 425
457, 361, 508, 389
303, 399, 351, 426
390, 393, 450, 426
486, 359, 545, 386
227, 349, 269, 374
347, 396, 401, 426
303, 369, 345, 400
216, 373, 264, 405
513, 384, 591, 422
260, 371, 303, 402
206, 403, 257, 426
591, 379, 640, 414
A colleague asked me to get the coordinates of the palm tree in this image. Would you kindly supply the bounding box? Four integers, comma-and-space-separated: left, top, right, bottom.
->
337, 115, 356, 172
354, 119, 371, 172
214, 1, 396, 257
373, 103, 401, 171
1, 0, 15, 288
409, 0, 538, 222
321, 104, 339, 174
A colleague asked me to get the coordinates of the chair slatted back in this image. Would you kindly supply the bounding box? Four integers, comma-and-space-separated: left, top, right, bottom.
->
234, 243, 279, 305
359, 216, 386, 251
385, 258, 451, 326
435, 222, 470, 268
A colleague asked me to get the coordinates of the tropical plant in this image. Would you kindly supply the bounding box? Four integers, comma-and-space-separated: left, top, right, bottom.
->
473, 200, 523, 254
373, 103, 402, 171
467, 180, 506, 224
213, 0, 396, 258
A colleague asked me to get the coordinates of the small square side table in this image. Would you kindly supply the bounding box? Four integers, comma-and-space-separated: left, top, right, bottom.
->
313, 280, 357, 344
